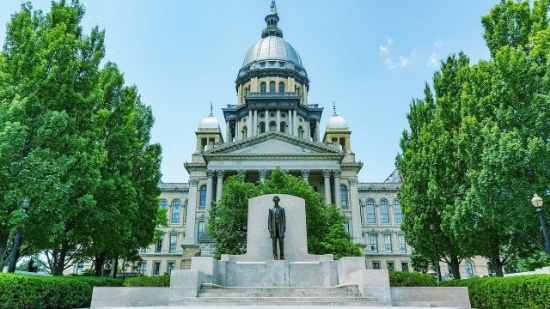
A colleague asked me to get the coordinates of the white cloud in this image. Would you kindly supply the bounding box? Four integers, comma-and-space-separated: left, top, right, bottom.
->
379, 36, 393, 55
379, 37, 417, 69
398, 56, 411, 67
428, 52, 438, 67
433, 40, 442, 48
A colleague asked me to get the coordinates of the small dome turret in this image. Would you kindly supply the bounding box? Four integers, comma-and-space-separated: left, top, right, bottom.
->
326, 102, 348, 130
199, 103, 220, 130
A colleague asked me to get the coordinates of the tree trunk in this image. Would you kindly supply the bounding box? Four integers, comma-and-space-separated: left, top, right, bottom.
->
0, 230, 10, 269
52, 240, 69, 276
490, 257, 505, 277
448, 255, 462, 279
94, 251, 108, 277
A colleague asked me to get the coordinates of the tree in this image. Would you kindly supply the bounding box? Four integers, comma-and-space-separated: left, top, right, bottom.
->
208, 169, 360, 259
397, 54, 474, 279
451, 0, 550, 276
0, 1, 163, 275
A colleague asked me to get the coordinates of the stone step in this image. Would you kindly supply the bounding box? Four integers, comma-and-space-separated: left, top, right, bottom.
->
190, 284, 389, 307
199, 284, 363, 298
181, 296, 387, 306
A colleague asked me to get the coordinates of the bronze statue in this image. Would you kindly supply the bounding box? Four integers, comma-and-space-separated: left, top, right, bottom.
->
268, 196, 286, 259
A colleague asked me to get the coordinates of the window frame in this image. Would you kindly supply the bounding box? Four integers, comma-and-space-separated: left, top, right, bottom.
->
380, 200, 390, 224
366, 200, 376, 224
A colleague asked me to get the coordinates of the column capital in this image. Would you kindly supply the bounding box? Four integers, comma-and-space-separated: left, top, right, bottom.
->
333, 169, 341, 178
206, 170, 215, 178
216, 170, 225, 178
259, 169, 268, 179
323, 169, 332, 178
189, 179, 199, 187
348, 178, 358, 186
301, 169, 310, 179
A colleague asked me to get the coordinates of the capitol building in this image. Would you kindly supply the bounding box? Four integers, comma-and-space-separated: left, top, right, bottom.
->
128, 1, 485, 279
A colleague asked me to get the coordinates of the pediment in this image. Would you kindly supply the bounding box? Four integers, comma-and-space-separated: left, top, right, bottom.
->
204, 131, 341, 157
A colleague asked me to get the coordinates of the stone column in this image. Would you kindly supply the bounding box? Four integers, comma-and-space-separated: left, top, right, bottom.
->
301, 169, 310, 184
184, 179, 199, 244
235, 120, 240, 141
276, 110, 281, 132
205, 170, 214, 220
323, 169, 332, 205
216, 170, 224, 201
249, 110, 253, 136
265, 109, 269, 132
226, 121, 231, 142
316, 120, 321, 141
349, 178, 363, 243
259, 169, 268, 182
293, 110, 298, 136
253, 110, 258, 136
333, 170, 341, 207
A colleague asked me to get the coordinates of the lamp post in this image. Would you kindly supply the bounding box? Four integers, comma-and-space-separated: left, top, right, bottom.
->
7, 196, 30, 273
532, 194, 550, 259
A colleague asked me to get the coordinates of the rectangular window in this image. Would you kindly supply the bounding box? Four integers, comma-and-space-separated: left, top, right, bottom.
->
140, 247, 148, 253
155, 236, 163, 253
384, 234, 392, 253
401, 262, 409, 272
398, 234, 407, 253
169, 235, 177, 253
372, 262, 380, 270
139, 262, 147, 275
198, 221, 205, 242
167, 262, 175, 274
153, 262, 161, 276
370, 235, 378, 253
343, 222, 350, 234
387, 262, 394, 271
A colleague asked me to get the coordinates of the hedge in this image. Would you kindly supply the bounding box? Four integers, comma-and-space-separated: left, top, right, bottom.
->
0, 274, 123, 309
123, 275, 170, 287
389, 270, 437, 287
439, 274, 550, 309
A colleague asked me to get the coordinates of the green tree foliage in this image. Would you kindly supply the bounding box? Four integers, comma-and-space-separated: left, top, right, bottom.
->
451, 0, 550, 276
208, 174, 260, 257
208, 169, 360, 259
0, 1, 162, 275
397, 55, 473, 279
399, 0, 550, 277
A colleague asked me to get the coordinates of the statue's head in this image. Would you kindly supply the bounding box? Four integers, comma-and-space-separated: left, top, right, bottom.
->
273, 196, 280, 203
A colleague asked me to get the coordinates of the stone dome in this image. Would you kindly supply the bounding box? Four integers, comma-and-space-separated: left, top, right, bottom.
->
242, 36, 303, 68
326, 115, 348, 130
199, 115, 219, 130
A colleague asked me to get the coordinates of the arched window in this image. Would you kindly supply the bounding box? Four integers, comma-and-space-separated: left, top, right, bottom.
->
171, 200, 181, 224
280, 122, 286, 133
298, 126, 304, 138
278, 82, 285, 92
241, 126, 248, 139
199, 185, 207, 207
380, 200, 390, 223
269, 121, 276, 131
160, 199, 167, 209
340, 185, 348, 206
269, 81, 276, 93
465, 261, 474, 277
393, 200, 402, 224
260, 82, 266, 93
366, 199, 376, 224
259, 122, 266, 133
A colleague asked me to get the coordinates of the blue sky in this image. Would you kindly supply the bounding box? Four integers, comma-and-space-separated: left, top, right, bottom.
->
0, 0, 500, 183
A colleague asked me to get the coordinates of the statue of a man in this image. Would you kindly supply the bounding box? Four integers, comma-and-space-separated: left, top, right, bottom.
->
268, 196, 286, 259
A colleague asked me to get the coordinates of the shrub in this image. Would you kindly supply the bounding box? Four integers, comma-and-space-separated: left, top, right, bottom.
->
0, 273, 123, 309
439, 274, 550, 309
389, 271, 437, 287
123, 275, 170, 287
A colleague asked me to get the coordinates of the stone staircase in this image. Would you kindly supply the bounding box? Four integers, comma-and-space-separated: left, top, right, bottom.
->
177, 283, 391, 307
